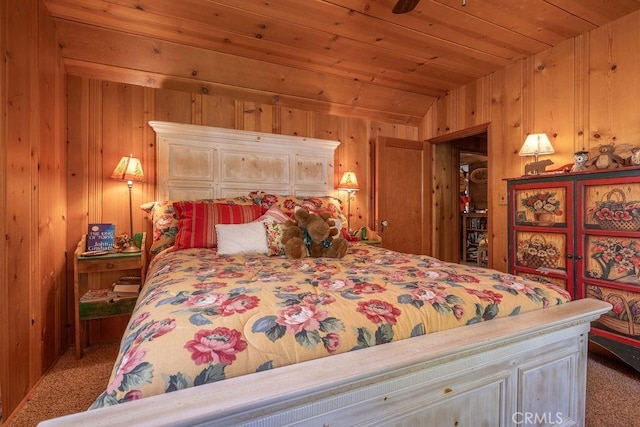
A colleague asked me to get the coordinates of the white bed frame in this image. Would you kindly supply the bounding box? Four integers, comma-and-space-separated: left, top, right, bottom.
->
41, 122, 611, 426
149, 120, 340, 200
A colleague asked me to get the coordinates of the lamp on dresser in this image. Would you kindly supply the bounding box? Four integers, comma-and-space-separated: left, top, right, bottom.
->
110, 154, 144, 252
338, 171, 359, 233
519, 133, 555, 175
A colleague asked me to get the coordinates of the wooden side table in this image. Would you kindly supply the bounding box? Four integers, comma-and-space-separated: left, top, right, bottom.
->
73, 233, 146, 358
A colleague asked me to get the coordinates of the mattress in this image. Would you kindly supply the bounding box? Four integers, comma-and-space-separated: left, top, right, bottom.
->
90, 243, 570, 408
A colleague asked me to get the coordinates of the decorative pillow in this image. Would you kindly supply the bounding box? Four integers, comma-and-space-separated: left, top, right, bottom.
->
172, 202, 262, 250
249, 192, 346, 223
140, 200, 184, 256
264, 222, 287, 256
140, 197, 255, 256
255, 205, 291, 224
215, 222, 268, 255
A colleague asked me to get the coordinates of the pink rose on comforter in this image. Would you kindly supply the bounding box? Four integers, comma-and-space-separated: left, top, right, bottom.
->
276, 304, 328, 335
107, 345, 148, 394
185, 327, 248, 365
356, 299, 401, 325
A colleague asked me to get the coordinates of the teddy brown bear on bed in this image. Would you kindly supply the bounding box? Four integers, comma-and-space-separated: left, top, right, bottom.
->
282, 208, 348, 259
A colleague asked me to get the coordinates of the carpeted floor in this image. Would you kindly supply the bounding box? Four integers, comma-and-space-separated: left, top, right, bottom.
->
2, 340, 639, 426
3, 340, 119, 427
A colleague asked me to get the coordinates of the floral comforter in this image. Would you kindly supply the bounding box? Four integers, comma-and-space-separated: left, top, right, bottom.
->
91, 244, 570, 408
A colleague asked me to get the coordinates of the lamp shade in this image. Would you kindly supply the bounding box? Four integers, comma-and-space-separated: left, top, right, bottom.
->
519, 133, 554, 157
110, 154, 144, 183
338, 171, 359, 191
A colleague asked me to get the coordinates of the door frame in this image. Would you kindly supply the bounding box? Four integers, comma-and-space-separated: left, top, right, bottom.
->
428, 124, 489, 263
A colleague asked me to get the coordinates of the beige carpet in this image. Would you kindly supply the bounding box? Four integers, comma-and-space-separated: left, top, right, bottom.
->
3, 340, 639, 426
584, 350, 640, 427
3, 340, 119, 427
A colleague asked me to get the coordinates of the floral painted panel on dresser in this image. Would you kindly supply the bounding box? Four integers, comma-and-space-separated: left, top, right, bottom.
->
515, 231, 567, 271
508, 180, 573, 296
515, 187, 567, 227
578, 177, 640, 348
507, 168, 640, 371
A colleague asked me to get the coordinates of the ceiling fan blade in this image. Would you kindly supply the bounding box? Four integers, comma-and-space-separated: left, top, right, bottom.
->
392, 0, 420, 14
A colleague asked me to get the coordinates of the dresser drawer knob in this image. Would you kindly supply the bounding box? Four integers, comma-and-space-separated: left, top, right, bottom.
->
107, 263, 114, 269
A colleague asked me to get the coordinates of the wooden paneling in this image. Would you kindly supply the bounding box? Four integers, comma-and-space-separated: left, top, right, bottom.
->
432, 140, 458, 261
5, 0, 39, 415
53, 20, 430, 125
43, 0, 640, 120
423, 9, 640, 272
0, 0, 7, 417
532, 39, 576, 164
5, 2, 640, 423
201, 95, 237, 129
65, 80, 419, 272
488, 64, 526, 272
37, 0, 67, 372
589, 12, 640, 146
1, 0, 67, 420
340, 118, 369, 232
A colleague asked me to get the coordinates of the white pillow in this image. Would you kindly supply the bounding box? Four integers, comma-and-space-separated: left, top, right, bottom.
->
215, 222, 268, 255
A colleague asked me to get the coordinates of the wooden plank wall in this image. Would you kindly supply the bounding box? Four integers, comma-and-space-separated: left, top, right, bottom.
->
422, 10, 640, 272
4, 2, 640, 423
64, 79, 419, 345
1, 0, 67, 420
0, 0, 7, 417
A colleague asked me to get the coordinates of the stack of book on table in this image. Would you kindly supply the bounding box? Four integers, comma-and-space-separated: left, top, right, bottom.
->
111, 276, 142, 295
79, 276, 142, 320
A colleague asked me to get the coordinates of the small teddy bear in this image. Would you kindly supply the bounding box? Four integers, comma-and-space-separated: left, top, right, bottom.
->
586, 144, 624, 169
282, 208, 348, 259
113, 233, 131, 252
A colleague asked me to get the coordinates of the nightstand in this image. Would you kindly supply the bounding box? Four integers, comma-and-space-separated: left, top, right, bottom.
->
73, 233, 146, 359
359, 240, 382, 246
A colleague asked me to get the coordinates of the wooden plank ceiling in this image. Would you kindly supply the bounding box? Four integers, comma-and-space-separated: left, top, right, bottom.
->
43, 0, 640, 124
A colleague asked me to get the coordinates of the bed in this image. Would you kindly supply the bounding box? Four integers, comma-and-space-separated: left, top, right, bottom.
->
41, 122, 611, 426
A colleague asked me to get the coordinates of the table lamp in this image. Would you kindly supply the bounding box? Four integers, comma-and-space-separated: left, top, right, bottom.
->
110, 154, 144, 252
338, 171, 359, 232
519, 133, 554, 174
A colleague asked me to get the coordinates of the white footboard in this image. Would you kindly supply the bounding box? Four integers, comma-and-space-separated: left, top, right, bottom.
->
40, 299, 610, 427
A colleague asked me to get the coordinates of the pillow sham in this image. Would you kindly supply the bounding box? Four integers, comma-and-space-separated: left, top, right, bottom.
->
140, 196, 255, 256
215, 222, 268, 255
172, 202, 262, 250
264, 222, 287, 256
255, 205, 291, 224
249, 192, 347, 224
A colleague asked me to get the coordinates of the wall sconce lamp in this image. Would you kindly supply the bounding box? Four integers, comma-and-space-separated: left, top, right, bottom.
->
338, 171, 359, 232
110, 154, 144, 252
519, 133, 555, 174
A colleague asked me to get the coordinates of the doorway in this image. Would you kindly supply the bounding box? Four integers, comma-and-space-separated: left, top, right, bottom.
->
459, 149, 488, 265
431, 126, 488, 263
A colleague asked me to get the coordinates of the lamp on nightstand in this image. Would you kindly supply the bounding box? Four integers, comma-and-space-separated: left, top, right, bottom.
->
338, 171, 359, 233
110, 154, 144, 252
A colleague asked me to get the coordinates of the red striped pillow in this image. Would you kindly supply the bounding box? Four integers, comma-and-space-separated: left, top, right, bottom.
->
172, 202, 262, 250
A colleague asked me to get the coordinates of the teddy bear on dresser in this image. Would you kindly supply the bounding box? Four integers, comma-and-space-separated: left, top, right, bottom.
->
585, 143, 625, 169
281, 208, 349, 259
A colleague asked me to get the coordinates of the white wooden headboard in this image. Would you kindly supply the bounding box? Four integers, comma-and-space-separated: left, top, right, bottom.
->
148, 121, 340, 201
